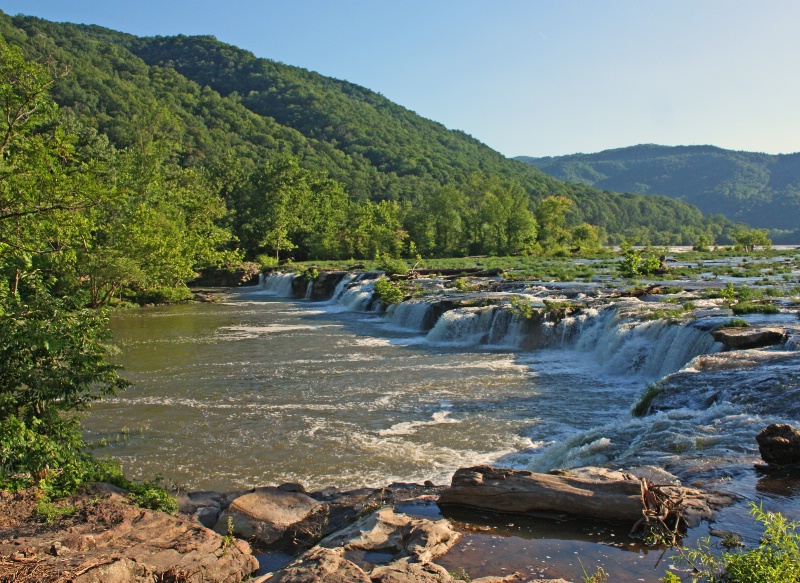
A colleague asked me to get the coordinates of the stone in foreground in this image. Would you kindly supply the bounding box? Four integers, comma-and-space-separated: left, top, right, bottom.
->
213, 487, 326, 546
756, 423, 800, 467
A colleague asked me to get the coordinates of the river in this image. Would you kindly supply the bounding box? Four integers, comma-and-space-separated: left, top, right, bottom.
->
83, 275, 800, 582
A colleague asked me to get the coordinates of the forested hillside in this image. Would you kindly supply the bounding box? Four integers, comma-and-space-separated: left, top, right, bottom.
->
517, 144, 800, 242
1, 11, 739, 260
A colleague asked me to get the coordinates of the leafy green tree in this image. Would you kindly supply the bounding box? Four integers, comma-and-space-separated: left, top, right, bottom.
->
731, 225, 772, 252
571, 223, 604, 254
0, 41, 128, 495
232, 154, 349, 260
536, 195, 574, 254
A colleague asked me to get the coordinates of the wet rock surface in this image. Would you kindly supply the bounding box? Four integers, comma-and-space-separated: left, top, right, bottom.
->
190, 262, 261, 287
756, 423, 800, 467
266, 505, 525, 583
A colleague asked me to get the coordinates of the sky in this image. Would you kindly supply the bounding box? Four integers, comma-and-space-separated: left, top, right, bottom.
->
2, 0, 799, 158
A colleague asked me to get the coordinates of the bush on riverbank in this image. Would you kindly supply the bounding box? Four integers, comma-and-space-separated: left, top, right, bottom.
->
664, 503, 800, 583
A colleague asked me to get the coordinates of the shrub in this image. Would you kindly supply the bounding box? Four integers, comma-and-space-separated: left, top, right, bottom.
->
377, 253, 409, 276
373, 277, 405, 305
732, 302, 780, 315
669, 502, 800, 583
130, 285, 193, 305
509, 295, 537, 320
619, 249, 662, 278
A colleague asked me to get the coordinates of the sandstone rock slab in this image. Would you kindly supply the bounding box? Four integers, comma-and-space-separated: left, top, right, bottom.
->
711, 326, 787, 350
213, 487, 327, 546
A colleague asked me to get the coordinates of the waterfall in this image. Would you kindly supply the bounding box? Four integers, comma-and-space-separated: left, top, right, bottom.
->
327, 273, 358, 304
387, 300, 434, 331
304, 281, 313, 300
261, 273, 296, 297
335, 277, 378, 312
573, 308, 721, 379
426, 306, 521, 346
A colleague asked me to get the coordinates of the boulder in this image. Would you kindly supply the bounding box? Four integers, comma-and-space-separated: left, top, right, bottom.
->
711, 326, 787, 350
312, 271, 347, 300
319, 506, 460, 563
269, 547, 371, 583
757, 424, 800, 466
213, 487, 327, 547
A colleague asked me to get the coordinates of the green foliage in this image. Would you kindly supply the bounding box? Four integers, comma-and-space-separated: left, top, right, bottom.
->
619, 248, 662, 278
672, 502, 800, 583
693, 234, 712, 252
508, 295, 538, 320
451, 278, 475, 292
731, 302, 780, 315
128, 285, 194, 305
376, 253, 409, 276
372, 277, 405, 305
0, 13, 740, 261
449, 568, 472, 582
127, 480, 179, 514
726, 318, 750, 328
518, 144, 800, 236
34, 498, 78, 524
732, 225, 772, 251
580, 564, 609, 583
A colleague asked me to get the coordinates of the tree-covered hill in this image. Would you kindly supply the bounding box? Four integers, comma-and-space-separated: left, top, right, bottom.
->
1, 12, 736, 252
516, 144, 800, 242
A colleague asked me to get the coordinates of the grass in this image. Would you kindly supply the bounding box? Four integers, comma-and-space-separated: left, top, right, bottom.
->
34, 498, 78, 524
731, 301, 781, 315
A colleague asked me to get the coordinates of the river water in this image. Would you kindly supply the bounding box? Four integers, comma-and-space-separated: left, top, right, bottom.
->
84, 276, 800, 581
88, 287, 648, 490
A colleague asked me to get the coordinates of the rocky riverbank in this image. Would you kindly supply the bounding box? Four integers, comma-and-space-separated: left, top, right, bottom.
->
0, 463, 741, 583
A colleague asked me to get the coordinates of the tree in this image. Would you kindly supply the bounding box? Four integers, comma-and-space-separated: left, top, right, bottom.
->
0, 42, 128, 494
731, 225, 771, 252
536, 195, 574, 254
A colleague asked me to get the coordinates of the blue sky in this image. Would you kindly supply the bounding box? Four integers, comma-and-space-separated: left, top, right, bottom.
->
2, 0, 798, 157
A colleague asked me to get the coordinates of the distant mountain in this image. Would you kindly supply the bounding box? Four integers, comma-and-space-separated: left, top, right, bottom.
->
516, 145, 800, 241
1, 13, 735, 249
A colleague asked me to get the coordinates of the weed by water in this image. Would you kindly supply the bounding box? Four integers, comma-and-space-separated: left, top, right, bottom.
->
448, 568, 472, 582
667, 502, 800, 583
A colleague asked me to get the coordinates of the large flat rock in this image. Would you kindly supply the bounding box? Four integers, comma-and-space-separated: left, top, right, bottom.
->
711, 326, 787, 350
0, 490, 257, 583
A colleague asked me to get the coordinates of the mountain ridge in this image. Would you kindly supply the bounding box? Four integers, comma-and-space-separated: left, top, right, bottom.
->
516, 144, 800, 240
2, 12, 737, 250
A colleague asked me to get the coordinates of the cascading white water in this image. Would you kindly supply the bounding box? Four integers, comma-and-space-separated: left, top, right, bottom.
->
573, 308, 721, 379
261, 273, 296, 297
335, 277, 378, 312
426, 306, 518, 346
327, 273, 358, 304
387, 300, 434, 330
304, 281, 313, 300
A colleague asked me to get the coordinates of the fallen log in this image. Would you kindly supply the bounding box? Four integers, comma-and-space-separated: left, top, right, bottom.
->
438, 466, 644, 522
438, 466, 731, 537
